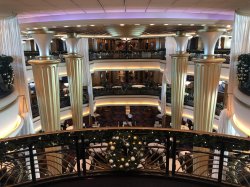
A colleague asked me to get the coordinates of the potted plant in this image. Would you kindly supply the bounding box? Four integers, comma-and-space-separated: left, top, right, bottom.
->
237, 53, 250, 96
0, 55, 14, 98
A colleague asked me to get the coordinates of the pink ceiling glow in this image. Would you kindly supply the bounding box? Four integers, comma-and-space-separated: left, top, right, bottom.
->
18, 10, 234, 24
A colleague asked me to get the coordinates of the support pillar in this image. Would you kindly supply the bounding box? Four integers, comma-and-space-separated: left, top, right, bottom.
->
193, 27, 226, 177
193, 27, 226, 132
28, 29, 61, 176
64, 33, 83, 129
170, 32, 190, 129
28, 30, 60, 132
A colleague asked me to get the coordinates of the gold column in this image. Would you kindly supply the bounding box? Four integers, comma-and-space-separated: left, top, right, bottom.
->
170, 32, 190, 129
194, 58, 225, 132
64, 34, 83, 129
170, 53, 189, 129
28, 30, 60, 132
28, 29, 61, 176
193, 27, 226, 132
193, 27, 225, 177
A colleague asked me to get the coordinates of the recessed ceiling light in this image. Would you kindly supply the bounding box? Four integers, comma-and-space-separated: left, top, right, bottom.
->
164, 24, 168, 26
33, 27, 38, 30
90, 25, 95, 27
42, 26, 47, 29
150, 24, 155, 26
201, 24, 206, 26
226, 25, 231, 28
76, 25, 81, 27
134, 24, 140, 26
190, 24, 194, 26
120, 24, 125, 26
178, 24, 182, 26
64, 26, 69, 28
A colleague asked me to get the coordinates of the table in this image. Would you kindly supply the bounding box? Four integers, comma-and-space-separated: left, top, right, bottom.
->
112, 86, 122, 89
92, 122, 100, 128
181, 125, 189, 130
66, 126, 73, 130
154, 124, 162, 128
132, 84, 145, 88
93, 113, 100, 117
74, 159, 92, 171
179, 151, 191, 157
156, 113, 164, 118
168, 158, 183, 172
148, 142, 165, 154
93, 86, 104, 89
89, 143, 108, 153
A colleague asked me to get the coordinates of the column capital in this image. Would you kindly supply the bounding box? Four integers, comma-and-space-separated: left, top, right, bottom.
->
28, 59, 60, 66
170, 53, 190, 58
65, 33, 80, 54
64, 54, 83, 59
174, 31, 190, 53
28, 29, 55, 57
198, 26, 226, 56
194, 57, 225, 64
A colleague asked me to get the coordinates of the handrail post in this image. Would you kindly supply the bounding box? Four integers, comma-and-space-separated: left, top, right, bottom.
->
171, 136, 177, 176
165, 133, 170, 176
28, 145, 36, 183
74, 136, 81, 177
81, 137, 87, 176
218, 147, 225, 183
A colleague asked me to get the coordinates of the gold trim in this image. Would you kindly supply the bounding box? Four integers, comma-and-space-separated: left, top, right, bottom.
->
194, 58, 225, 64
29, 59, 60, 65
1, 126, 249, 143
170, 53, 190, 57
64, 54, 83, 58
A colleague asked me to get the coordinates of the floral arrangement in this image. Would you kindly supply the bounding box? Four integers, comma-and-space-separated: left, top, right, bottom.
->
106, 131, 145, 170
0, 55, 14, 97
237, 54, 250, 95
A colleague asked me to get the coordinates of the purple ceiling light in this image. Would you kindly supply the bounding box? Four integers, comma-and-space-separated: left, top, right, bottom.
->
18, 11, 234, 24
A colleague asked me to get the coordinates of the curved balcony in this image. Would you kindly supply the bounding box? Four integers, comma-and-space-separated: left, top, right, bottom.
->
0, 127, 249, 186
0, 90, 23, 138
25, 59, 230, 83
30, 85, 223, 131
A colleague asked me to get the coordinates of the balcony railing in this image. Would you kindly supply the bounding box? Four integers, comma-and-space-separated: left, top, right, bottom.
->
93, 86, 224, 116
31, 90, 89, 118
0, 127, 249, 186
89, 50, 166, 61
93, 86, 161, 97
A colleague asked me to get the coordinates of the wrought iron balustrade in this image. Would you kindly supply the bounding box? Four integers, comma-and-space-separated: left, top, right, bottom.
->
0, 127, 249, 186
31, 90, 89, 118
93, 87, 161, 98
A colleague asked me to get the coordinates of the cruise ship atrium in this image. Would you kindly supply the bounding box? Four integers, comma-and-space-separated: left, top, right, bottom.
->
0, 0, 250, 186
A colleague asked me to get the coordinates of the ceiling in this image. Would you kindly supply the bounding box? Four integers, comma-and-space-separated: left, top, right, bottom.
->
2, 0, 247, 37
1, 0, 249, 17
47, 25, 204, 38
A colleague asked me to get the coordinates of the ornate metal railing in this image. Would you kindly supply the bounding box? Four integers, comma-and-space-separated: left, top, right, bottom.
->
93, 87, 161, 98
89, 50, 166, 61
0, 127, 249, 186
31, 89, 89, 118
